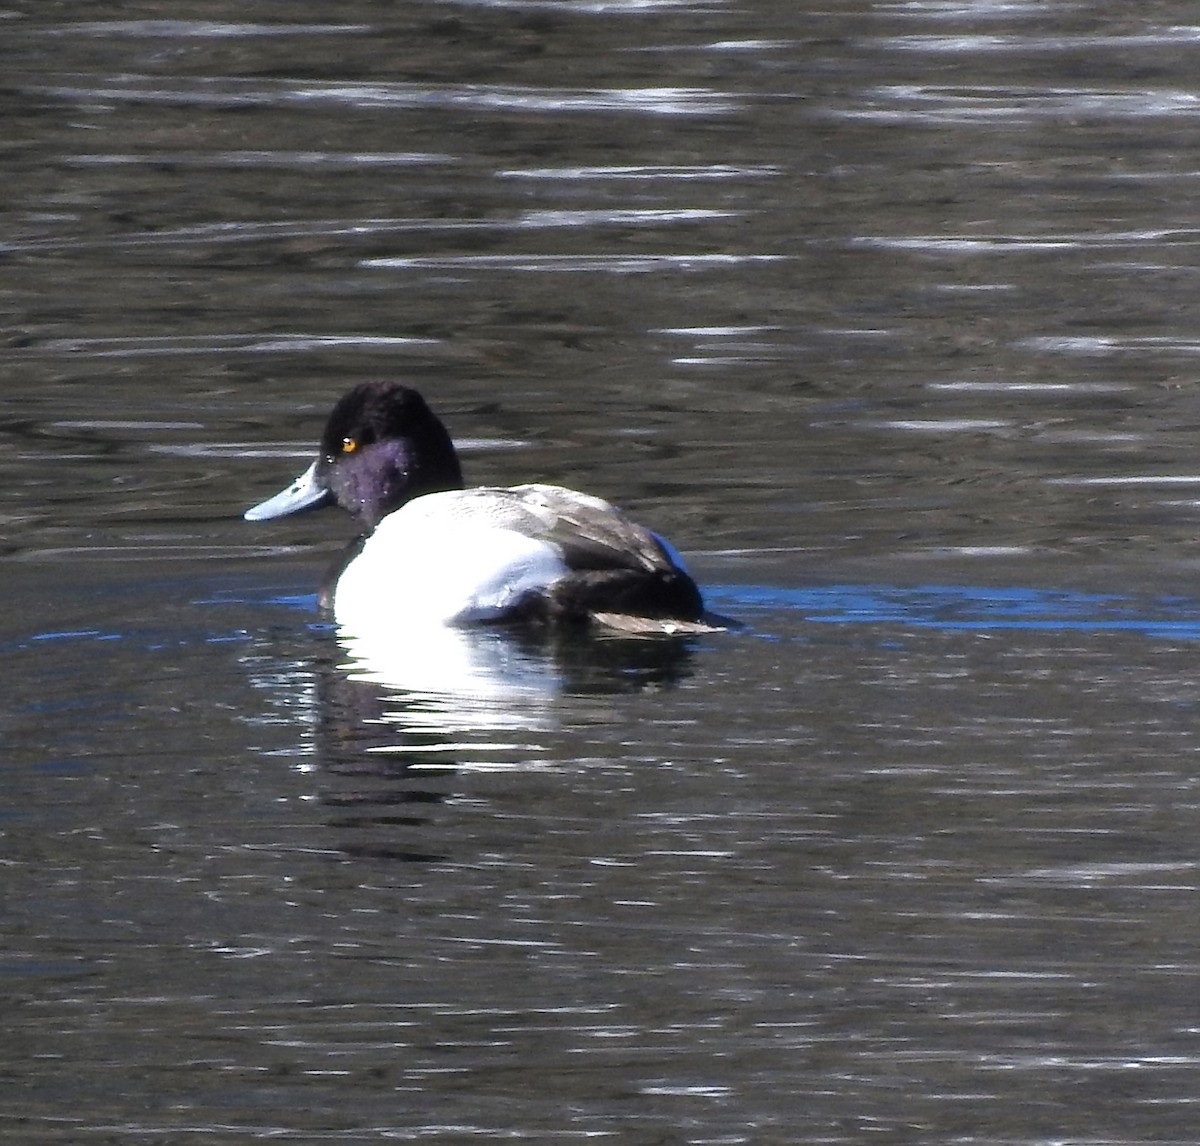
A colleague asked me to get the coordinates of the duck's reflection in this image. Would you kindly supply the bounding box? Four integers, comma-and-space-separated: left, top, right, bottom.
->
336, 622, 567, 734
320, 619, 698, 758
248, 620, 698, 864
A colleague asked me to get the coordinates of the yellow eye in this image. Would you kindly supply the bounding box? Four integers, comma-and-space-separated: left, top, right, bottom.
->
341, 436, 359, 454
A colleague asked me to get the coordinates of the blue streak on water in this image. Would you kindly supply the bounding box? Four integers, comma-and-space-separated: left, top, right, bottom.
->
193, 588, 320, 612
707, 584, 1200, 641
11, 583, 1200, 647
30, 629, 112, 642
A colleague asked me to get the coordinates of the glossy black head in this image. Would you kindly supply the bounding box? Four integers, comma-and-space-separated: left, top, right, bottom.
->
316, 383, 464, 528
244, 383, 464, 530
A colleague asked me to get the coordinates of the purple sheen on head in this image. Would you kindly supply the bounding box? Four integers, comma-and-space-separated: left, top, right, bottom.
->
323, 438, 418, 529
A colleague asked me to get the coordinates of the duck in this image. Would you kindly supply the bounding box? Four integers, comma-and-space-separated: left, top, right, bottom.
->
244, 382, 719, 634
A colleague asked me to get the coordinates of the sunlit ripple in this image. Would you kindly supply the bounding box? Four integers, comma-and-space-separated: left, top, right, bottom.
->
657, 323, 786, 365
499, 164, 779, 181
1, 210, 733, 255
633, 38, 793, 54
849, 230, 1196, 253
658, 324, 779, 335
149, 443, 318, 459
424, 0, 726, 11
12, 544, 316, 562
927, 381, 1134, 393
67, 151, 453, 168
877, 1, 1076, 14
151, 436, 527, 460
517, 208, 733, 226
9, 334, 439, 359
362, 254, 786, 273
672, 356, 777, 366
52, 420, 204, 431
40, 20, 370, 37
1020, 334, 1200, 356
29, 77, 741, 116
873, 28, 1200, 52
837, 85, 1200, 123
1045, 475, 1200, 486
860, 418, 1013, 433
989, 861, 1200, 890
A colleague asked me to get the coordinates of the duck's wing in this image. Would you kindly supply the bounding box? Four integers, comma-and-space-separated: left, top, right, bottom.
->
504, 484, 680, 574
410, 485, 677, 573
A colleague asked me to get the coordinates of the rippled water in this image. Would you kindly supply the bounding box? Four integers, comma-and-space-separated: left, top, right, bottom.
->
6, 2, 1200, 1142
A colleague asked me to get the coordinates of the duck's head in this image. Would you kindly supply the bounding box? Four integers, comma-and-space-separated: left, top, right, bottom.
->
244, 382, 464, 529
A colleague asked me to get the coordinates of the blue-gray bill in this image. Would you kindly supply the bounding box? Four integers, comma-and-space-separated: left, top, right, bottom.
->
243, 461, 331, 521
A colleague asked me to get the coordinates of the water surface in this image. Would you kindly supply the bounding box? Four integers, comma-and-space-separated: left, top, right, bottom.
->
5, 2, 1200, 1142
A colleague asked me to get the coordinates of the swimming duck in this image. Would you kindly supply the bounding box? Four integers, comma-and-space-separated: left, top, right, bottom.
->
244, 382, 716, 634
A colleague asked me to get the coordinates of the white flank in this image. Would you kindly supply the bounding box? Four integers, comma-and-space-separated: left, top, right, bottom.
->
332, 499, 568, 631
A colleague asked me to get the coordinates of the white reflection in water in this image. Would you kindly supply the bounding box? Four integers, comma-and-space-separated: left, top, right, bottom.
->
239, 609, 699, 775
338, 622, 564, 736
243, 634, 561, 775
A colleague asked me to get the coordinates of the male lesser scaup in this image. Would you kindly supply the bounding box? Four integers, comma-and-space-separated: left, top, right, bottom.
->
244, 382, 719, 634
